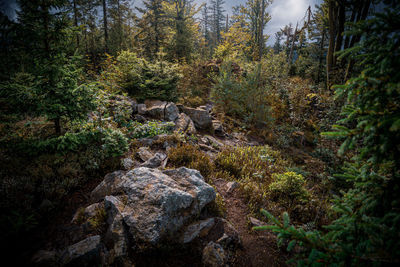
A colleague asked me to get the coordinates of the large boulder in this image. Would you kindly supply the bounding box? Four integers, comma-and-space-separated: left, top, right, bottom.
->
181, 106, 212, 129
90, 167, 216, 245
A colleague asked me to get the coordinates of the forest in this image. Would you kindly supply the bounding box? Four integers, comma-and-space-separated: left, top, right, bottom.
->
0, 0, 399, 266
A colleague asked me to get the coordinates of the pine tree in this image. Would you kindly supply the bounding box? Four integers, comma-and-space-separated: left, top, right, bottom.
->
135, 0, 167, 59
210, 0, 225, 47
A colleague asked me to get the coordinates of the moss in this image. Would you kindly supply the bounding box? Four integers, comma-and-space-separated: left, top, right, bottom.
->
87, 207, 107, 232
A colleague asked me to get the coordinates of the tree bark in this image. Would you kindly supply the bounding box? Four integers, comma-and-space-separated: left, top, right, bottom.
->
73, 0, 79, 47
258, 0, 265, 61
103, 0, 108, 52
326, 0, 336, 87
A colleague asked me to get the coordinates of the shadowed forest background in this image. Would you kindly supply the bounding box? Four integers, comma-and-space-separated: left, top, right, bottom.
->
0, 0, 399, 266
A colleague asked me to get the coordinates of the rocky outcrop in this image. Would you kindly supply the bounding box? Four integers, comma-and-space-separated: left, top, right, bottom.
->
91, 167, 216, 245
181, 106, 212, 129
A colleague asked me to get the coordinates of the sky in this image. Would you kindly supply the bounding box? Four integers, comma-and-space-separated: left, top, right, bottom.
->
1, 0, 323, 44
195, 0, 323, 45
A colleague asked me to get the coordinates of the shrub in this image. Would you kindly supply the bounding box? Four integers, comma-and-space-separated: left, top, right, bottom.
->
211, 62, 273, 127
215, 146, 286, 181
167, 144, 213, 178
102, 51, 180, 102
127, 121, 175, 139
268, 172, 309, 209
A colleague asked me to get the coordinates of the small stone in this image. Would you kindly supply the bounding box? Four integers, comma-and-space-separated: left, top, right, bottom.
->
212, 120, 224, 135
140, 153, 167, 168
121, 158, 134, 170
60, 235, 104, 266
137, 104, 146, 115
72, 203, 102, 224
225, 181, 239, 193
32, 250, 57, 266
202, 241, 226, 267
181, 218, 215, 243
249, 217, 264, 227
136, 147, 154, 162
134, 114, 147, 123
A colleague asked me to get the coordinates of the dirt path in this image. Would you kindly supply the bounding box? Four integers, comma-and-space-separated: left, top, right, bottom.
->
213, 178, 289, 267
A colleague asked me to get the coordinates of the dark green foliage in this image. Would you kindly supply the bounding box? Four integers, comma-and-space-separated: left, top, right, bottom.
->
256, 4, 400, 266
212, 62, 272, 127
109, 51, 180, 102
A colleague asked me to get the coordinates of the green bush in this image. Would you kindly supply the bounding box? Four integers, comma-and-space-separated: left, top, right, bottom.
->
168, 144, 214, 178
211, 62, 272, 127
268, 172, 309, 208
105, 51, 180, 102
127, 121, 175, 139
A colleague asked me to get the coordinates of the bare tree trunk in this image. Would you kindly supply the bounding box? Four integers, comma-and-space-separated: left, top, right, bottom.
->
317, 29, 325, 84
73, 0, 79, 47
103, 0, 108, 52
288, 23, 298, 64
326, 0, 336, 88
345, 0, 371, 81
258, 0, 265, 61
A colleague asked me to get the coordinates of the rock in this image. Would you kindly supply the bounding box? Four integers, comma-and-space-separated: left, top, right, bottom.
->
137, 104, 147, 115
181, 218, 215, 243
165, 102, 179, 121
32, 250, 57, 266
146, 101, 179, 121
198, 144, 217, 153
104, 196, 129, 261
202, 241, 226, 267
121, 158, 134, 170
174, 113, 197, 134
213, 218, 241, 250
72, 203, 103, 224
136, 147, 154, 162
212, 120, 224, 135
225, 181, 239, 193
140, 152, 167, 168
248, 217, 264, 227
134, 114, 147, 123
181, 106, 212, 129
146, 101, 166, 120
201, 135, 224, 149
90, 167, 216, 245
60, 235, 104, 266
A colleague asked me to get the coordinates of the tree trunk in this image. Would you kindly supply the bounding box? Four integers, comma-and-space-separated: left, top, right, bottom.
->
344, 0, 371, 80
334, 3, 345, 67
326, 0, 336, 88
288, 23, 298, 64
73, 0, 79, 47
103, 0, 108, 52
258, 0, 265, 61
316, 29, 325, 84
54, 118, 61, 135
